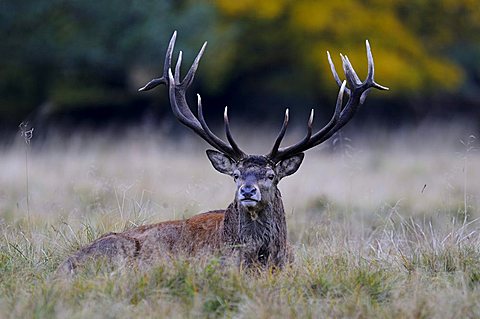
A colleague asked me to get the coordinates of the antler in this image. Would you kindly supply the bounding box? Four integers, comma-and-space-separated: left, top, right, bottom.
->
267, 40, 389, 163
139, 31, 246, 161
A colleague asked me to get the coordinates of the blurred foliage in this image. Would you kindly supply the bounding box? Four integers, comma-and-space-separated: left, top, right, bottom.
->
215, 0, 479, 93
0, 0, 479, 129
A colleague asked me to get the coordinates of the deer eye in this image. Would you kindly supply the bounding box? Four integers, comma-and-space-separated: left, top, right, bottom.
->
233, 172, 240, 180
267, 173, 275, 180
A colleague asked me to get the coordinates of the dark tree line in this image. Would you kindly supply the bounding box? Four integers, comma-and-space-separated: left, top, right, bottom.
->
1, 0, 479, 134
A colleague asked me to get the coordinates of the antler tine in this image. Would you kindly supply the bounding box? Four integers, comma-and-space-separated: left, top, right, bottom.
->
224, 107, 246, 158
334, 81, 346, 116
138, 31, 177, 92
268, 81, 345, 161
196, 95, 239, 155
306, 44, 388, 145
311, 80, 346, 141
268, 41, 387, 163
168, 42, 212, 137
308, 80, 346, 143
366, 40, 374, 83
327, 51, 351, 95
268, 108, 290, 159
361, 40, 389, 104
181, 41, 207, 89
167, 68, 200, 128
340, 54, 360, 90
307, 80, 348, 147
168, 48, 203, 128
140, 32, 245, 160
174, 51, 183, 85
296, 109, 315, 147
341, 54, 362, 87
170, 46, 245, 160
167, 70, 243, 159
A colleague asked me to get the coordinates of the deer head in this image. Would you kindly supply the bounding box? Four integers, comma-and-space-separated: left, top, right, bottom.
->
205, 151, 304, 218
139, 31, 388, 217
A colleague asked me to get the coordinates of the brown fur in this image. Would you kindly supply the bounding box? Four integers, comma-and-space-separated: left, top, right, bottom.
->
57, 154, 300, 274
57, 211, 227, 274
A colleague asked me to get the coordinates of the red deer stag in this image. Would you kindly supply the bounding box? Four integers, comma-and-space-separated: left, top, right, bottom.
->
57, 31, 387, 274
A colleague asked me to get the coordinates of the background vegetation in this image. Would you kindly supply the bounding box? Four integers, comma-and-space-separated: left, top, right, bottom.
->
0, 126, 479, 318
1, 0, 479, 133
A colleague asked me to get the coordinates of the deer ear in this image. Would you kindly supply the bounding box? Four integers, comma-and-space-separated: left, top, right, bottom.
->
275, 153, 304, 180
206, 150, 236, 175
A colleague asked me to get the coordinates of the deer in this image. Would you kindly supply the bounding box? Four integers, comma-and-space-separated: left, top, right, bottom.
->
57, 31, 388, 274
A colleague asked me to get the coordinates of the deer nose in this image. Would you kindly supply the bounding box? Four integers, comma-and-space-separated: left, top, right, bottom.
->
240, 184, 257, 198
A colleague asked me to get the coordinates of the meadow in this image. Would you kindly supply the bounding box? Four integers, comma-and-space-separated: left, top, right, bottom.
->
0, 122, 479, 318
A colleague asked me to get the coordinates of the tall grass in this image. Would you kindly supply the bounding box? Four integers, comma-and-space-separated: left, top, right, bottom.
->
0, 123, 479, 318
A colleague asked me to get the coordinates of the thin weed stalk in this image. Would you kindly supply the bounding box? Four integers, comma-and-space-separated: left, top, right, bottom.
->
459, 135, 476, 239
19, 122, 34, 225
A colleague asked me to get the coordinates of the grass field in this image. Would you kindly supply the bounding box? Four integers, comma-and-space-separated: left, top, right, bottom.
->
0, 123, 479, 318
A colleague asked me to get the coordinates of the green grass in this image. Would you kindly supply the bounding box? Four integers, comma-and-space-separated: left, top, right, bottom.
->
2, 220, 480, 318
0, 125, 479, 318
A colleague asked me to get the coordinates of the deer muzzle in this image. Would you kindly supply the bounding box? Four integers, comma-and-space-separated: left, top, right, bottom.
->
238, 183, 261, 208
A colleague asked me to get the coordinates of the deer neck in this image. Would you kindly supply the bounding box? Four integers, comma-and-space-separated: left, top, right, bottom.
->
222, 188, 288, 259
